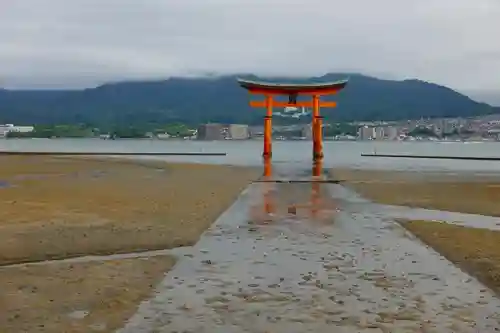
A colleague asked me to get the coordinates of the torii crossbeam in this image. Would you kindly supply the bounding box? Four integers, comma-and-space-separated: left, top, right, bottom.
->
238, 78, 348, 161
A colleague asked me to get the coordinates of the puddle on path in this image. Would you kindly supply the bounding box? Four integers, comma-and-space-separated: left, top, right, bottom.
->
370, 204, 500, 231
1, 246, 192, 269
0, 180, 11, 188
118, 175, 500, 333
334, 184, 500, 231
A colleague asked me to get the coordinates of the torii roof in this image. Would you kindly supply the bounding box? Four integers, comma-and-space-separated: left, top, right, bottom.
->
237, 78, 348, 95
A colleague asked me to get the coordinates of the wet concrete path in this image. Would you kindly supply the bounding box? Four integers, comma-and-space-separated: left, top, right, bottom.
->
118, 169, 500, 333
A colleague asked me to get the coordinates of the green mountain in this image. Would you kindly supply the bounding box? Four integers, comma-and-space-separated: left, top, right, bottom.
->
0, 73, 496, 126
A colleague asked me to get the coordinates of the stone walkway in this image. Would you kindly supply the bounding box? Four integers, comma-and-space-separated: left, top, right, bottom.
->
118, 174, 500, 333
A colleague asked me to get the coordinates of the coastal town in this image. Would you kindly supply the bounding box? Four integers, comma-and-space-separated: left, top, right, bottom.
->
3, 112, 500, 142
194, 112, 500, 141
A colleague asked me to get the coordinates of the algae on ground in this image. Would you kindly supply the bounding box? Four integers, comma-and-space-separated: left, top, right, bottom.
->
0, 156, 260, 264
0, 256, 175, 333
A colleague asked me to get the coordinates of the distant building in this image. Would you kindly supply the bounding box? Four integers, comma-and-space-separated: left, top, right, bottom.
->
0, 125, 12, 137
248, 125, 264, 138
228, 124, 250, 140
359, 126, 398, 140
156, 133, 170, 140
302, 124, 313, 140
374, 127, 385, 140
374, 126, 398, 140
0, 124, 34, 137
384, 126, 398, 140
358, 126, 375, 140
197, 123, 224, 140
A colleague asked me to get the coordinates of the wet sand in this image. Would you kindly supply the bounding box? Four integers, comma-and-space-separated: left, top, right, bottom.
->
331, 168, 500, 216
0, 156, 260, 264
0, 156, 259, 333
119, 173, 500, 332
0, 256, 175, 333
403, 220, 500, 296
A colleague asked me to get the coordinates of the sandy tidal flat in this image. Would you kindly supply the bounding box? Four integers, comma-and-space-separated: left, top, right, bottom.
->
0, 156, 260, 265
0, 256, 175, 333
0, 156, 259, 333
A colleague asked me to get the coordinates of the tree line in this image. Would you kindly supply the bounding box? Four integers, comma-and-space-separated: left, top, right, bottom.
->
5, 123, 195, 139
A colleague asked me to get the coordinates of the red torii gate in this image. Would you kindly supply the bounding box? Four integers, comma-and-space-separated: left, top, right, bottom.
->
238, 78, 348, 161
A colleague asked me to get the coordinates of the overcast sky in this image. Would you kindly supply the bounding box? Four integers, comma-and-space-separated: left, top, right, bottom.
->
1, 0, 499, 97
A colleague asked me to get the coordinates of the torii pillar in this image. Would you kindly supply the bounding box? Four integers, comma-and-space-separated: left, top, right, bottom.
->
238, 78, 348, 161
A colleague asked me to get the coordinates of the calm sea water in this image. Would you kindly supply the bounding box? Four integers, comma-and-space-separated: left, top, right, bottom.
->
2, 138, 500, 172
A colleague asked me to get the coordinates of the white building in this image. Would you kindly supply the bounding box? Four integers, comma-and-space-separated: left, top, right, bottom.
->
301, 124, 313, 140
359, 126, 398, 140
156, 133, 171, 140
0, 125, 13, 137
374, 127, 385, 140
381, 126, 398, 140
358, 126, 375, 140
0, 124, 35, 137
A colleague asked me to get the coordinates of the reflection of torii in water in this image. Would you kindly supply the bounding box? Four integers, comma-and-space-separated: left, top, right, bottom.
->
258, 157, 332, 220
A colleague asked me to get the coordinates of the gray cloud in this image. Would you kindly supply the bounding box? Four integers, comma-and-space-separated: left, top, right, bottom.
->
1, 0, 499, 92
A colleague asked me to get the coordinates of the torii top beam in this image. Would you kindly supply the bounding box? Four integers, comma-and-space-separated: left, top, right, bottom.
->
237, 78, 349, 96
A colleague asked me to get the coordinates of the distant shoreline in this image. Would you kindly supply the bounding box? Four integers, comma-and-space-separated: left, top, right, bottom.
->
2, 137, 500, 143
